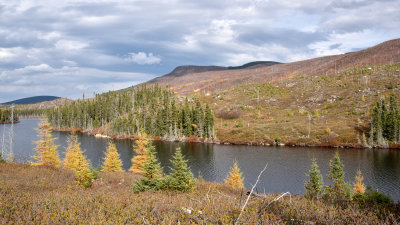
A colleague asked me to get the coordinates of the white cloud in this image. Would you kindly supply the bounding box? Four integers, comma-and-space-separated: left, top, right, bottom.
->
55, 40, 88, 51
127, 52, 161, 65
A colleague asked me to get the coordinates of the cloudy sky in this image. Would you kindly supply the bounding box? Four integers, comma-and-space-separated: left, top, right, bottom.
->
1, 0, 399, 102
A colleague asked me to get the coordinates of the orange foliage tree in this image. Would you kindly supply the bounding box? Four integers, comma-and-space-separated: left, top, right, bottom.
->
225, 161, 244, 189
102, 142, 123, 172
353, 169, 366, 194
129, 138, 149, 174
31, 121, 61, 167
63, 134, 83, 171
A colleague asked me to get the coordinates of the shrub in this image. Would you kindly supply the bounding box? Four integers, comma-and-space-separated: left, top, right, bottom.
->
165, 148, 195, 191
354, 186, 393, 205
0, 152, 5, 163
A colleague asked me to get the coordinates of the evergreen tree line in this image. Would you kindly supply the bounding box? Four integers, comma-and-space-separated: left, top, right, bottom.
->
0, 108, 19, 123
369, 94, 400, 146
15, 108, 48, 118
47, 84, 215, 138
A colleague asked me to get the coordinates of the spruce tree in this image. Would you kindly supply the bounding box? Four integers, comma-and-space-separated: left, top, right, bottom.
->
325, 152, 351, 202
304, 158, 324, 199
132, 142, 163, 193
224, 161, 244, 189
102, 142, 123, 172
166, 147, 195, 191
31, 122, 61, 168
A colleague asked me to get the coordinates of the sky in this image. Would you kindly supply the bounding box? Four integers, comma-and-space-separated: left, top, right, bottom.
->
0, 0, 399, 102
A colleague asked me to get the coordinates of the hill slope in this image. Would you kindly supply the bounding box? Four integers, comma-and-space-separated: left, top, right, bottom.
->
2, 96, 60, 105
146, 39, 400, 96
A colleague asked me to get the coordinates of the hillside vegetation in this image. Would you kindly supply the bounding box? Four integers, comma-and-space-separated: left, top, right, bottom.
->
200, 63, 400, 146
144, 39, 400, 96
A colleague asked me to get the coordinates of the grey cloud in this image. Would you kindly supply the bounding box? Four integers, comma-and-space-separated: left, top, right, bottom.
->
0, 0, 399, 101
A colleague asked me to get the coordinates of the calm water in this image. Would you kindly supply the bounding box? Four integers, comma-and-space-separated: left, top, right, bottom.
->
2, 119, 400, 201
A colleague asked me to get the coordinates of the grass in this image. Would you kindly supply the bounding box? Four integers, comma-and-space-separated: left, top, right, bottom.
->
1, 162, 399, 224
198, 63, 400, 147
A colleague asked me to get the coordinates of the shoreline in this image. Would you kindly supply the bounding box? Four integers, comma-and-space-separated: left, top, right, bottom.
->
52, 127, 400, 149
0, 121, 20, 124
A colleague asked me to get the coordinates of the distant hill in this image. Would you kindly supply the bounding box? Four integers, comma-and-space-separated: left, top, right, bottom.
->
147, 61, 281, 83
143, 38, 400, 95
2, 96, 61, 105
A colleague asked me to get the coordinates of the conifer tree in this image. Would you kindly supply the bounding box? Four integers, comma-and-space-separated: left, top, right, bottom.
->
0, 152, 5, 163
304, 158, 324, 199
132, 142, 163, 193
74, 152, 97, 188
31, 121, 61, 167
325, 152, 351, 202
166, 148, 195, 191
102, 142, 123, 172
130, 138, 149, 174
224, 161, 244, 189
64, 134, 82, 171
353, 169, 366, 194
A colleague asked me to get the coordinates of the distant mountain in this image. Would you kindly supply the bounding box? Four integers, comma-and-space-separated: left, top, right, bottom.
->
147, 61, 281, 85
2, 96, 61, 105
143, 38, 400, 95
227, 61, 282, 70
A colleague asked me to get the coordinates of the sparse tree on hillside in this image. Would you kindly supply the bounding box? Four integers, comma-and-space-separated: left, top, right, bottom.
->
31, 121, 61, 168
225, 161, 244, 189
304, 158, 324, 199
102, 142, 123, 172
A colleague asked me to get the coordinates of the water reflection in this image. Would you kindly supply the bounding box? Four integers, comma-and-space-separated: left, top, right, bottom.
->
1, 119, 399, 201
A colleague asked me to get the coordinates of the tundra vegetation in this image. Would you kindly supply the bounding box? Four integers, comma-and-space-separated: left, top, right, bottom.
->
199, 63, 400, 147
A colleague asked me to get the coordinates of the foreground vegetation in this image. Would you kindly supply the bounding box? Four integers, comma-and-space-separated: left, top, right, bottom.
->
1, 162, 399, 224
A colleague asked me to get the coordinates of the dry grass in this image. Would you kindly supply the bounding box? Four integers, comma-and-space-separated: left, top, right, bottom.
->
1, 163, 399, 224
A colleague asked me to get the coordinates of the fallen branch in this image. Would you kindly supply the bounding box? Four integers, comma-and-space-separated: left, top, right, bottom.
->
257, 192, 292, 218
235, 163, 268, 225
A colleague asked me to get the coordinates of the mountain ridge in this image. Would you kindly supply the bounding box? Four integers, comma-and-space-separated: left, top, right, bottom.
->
1, 96, 61, 105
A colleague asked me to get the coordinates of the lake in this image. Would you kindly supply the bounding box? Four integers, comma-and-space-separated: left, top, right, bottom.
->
2, 118, 400, 201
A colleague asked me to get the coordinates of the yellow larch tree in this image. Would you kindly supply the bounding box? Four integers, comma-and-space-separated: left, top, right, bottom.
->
63, 134, 82, 171
129, 138, 149, 174
31, 121, 61, 167
102, 142, 123, 172
353, 169, 366, 194
225, 161, 244, 189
